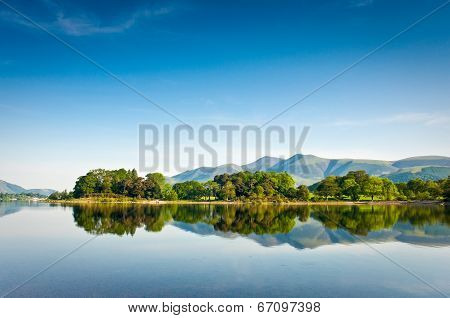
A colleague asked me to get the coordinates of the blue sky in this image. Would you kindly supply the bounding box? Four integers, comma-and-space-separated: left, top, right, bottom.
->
0, 0, 449, 190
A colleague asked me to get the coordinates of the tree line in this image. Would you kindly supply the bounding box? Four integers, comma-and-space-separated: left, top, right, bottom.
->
49, 168, 450, 202
0, 192, 47, 201
175, 171, 309, 202
50, 169, 177, 201
313, 171, 449, 201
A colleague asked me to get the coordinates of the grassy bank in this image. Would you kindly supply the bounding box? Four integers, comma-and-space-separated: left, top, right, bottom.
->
46, 197, 445, 206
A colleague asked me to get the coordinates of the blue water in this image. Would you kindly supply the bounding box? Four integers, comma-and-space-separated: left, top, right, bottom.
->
0, 202, 449, 297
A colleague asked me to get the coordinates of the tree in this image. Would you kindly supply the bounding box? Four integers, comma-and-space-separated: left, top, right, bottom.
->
443, 177, 450, 202
285, 187, 297, 200
213, 173, 230, 185
127, 177, 145, 198
221, 180, 236, 201
255, 185, 265, 198
173, 181, 205, 200
101, 175, 113, 194
66, 168, 450, 202
316, 176, 339, 200
406, 179, 426, 199
424, 180, 442, 199
161, 184, 178, 201
347, 170, 370, 188
381, 178, 398, 201
143, 174, 163, 199
73, 173, 97, 197
146, 173, 166, 188
204, 181, 219, 201
273, 172, 296, 196
341, 178, 361, 201
48, 190, 73, 200
365, 176, 383, 201
296, 185, 310, 201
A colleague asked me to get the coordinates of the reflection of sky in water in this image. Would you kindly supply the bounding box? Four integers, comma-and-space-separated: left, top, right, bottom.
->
0, 203, 449, 297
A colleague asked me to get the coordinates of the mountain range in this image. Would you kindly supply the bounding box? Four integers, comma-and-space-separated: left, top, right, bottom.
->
170, 155, 450, 185
2, 155, 449, 194
0, 180, 56, 196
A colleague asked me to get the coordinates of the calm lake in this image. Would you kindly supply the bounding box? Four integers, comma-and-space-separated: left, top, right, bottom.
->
0, 202, 449, 297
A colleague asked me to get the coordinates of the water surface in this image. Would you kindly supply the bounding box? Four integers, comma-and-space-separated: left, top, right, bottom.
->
0, 202, 449, 297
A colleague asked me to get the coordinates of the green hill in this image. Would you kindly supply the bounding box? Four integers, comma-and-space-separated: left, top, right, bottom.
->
267, 155, 397, 184
0, 180, 55, 196
383, 166, 450, 183
0, 180, 25, 194
171, 164, 243, 183
242, 156, 282, 172
169, 155, 450, 185
392, 156, 450, 168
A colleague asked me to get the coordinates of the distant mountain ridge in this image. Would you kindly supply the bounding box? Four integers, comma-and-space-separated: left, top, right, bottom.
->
170, 155, 450, 185
0, 180, 56, 196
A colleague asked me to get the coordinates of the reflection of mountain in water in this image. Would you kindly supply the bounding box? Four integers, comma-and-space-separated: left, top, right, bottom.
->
0, 202, 33, 218
174, 218, 450, 250
393, 222, 450, 246
70, 203, 450, 250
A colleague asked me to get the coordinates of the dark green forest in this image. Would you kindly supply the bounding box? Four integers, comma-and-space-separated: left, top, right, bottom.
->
49, 168, 450, 202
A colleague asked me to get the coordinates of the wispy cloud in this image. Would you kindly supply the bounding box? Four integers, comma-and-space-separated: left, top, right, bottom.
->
379, 112, 450, 125
349, 0, 374, 8
54, 7, 173, 36
0, 2, 173, 36
332, 112, 450, 127
0, 10, 35, 28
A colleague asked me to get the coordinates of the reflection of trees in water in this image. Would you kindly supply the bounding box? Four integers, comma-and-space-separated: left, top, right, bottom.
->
72, 204, 309, 236
72, 204, 173, 235
210, 205, 310, 235
312, 205, 450, 236
71, 203, 450, 237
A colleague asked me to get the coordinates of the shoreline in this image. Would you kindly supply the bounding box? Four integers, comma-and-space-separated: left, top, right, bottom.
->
46, 199, 446, 206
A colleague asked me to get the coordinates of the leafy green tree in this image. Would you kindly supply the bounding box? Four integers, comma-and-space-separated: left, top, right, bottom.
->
173, 181, 205, 200
213, 173, 230, 186
73, 173, 97, 197
147, 173, 166, 188
204, 181, 219, 201
347, 170, 370, 188
221, 180, 236, 200
365, 176, 383, 201
296, 185, 310, 201
341, 178, 361, 201
381, 178, 398, 201
255, 185, 265, 198
396, 182, 412, 200
127, 177, 145, 198
48, 190, 73, 200
161, 184, 178, 201
68, 168, 448, 203
424, 180, 442, 199
143, 174, 163, 199
316, 176, 339, 200
443, 177, 450, 202
273, 172, 296, 196
401, 179, 443, 200
101, 175, 113, 194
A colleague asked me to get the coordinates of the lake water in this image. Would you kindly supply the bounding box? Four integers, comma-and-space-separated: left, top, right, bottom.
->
0, 202, 449, 297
